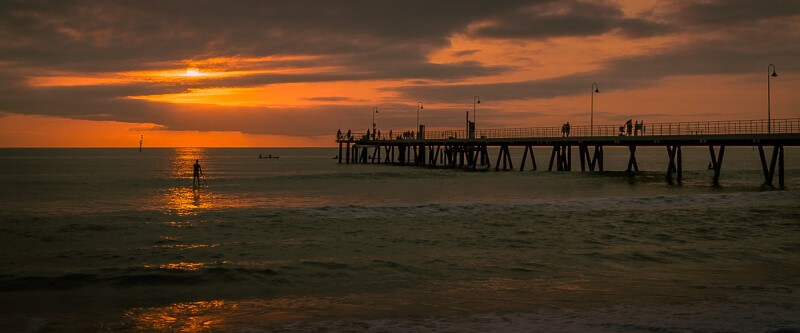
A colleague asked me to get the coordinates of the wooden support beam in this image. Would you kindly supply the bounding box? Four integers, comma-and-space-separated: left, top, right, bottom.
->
471, 146, 479, 170
548, 145, 558, 171
556, 145, 568, 171
566, 145, 572, 171
338, 143, 343, 164
362, 146, 368, 164
666, 145, 682, 182
495, 145, 504, 171
520, 145, 529, 171
676, 146, 682, 180
579, 145, 587, 171
779, 146, 785, 188
345, 143, 350, 164
626, 145, 639, 173
759, 145, 785, 187
585, 146, 597, 171
482, 145, 491, 169
758, 145, 769, 182
594, 146, 603, 171
505, 146, 514, 170
666, 145, 676, 177
371, 144, 379, 164
708, 145, 725, 184
519, 145, 536, 171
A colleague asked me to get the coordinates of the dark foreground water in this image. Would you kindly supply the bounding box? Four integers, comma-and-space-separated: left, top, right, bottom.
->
0, 147, 799, 332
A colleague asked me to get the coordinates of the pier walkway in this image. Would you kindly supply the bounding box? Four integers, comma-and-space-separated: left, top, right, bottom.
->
336, 118, 800, 187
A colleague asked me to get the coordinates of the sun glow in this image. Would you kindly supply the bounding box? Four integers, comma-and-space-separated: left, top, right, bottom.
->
182, 67, 206, 77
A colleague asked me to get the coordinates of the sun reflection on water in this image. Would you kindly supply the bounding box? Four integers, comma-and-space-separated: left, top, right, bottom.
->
170, 148, 208, 178
124, 300, 237, 332
163, 187, 218, 216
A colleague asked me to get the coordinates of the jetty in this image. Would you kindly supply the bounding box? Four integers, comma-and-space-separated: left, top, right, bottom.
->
336, 118, 800, 187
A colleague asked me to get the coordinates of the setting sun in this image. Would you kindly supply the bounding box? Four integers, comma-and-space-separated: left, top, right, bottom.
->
181, 67, 205, 77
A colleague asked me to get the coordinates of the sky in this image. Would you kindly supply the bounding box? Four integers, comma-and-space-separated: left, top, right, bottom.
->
0, 0, 798, 147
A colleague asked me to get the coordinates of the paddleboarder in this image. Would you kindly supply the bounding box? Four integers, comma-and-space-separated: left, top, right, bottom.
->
193, 159, 204, 187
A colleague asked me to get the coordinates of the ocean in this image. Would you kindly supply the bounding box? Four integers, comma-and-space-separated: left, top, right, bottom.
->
0, 147, 798, 332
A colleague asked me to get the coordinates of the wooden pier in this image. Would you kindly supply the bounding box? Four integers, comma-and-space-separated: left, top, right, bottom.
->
336, 118, 800, 188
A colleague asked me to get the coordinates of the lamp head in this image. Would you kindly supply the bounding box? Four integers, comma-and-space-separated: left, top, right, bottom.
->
594, 88, 600, 93
477, 99, 481, 104
771, 70, 778, 77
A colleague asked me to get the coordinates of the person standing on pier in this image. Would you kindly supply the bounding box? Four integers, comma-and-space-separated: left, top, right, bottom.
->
626, 119, 633, 136
346, 129, 351, 139
336, 129, 342, 139
565, 122, 571, 137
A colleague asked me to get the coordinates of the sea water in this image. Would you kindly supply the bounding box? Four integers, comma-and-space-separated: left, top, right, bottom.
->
0, 147, 798, 332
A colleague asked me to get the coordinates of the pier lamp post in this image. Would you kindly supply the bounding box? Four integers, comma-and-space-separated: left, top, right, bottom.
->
767, 64, 778, 134
416, 102, 424, 133
591, 83, 599, 136
372, 107, 378, 139
473, 96, 480, 129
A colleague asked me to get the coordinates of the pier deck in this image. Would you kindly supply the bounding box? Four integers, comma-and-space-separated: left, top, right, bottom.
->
335, 118, 800, 187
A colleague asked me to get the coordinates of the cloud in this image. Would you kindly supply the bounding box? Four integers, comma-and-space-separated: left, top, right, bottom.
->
452, 49, 481, 57
469, 0, 673, 40
391, 19, 800, 103
1, 0, 799, 138
0, 0, 529, 72
303, 96, 355, 102
664, 0, 800, 27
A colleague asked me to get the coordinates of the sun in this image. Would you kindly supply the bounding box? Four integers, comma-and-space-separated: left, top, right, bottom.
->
181, 67, 206, 77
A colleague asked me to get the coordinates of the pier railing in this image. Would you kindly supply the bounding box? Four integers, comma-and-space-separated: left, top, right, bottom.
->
338, 118, 800, 141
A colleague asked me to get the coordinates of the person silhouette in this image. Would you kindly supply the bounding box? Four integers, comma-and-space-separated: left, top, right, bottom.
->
625, 119, 633, 136
193, 160, 203, 187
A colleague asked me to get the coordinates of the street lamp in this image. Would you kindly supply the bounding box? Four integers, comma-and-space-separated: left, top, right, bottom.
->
473, 95, 480, 129
767, 64, 778, 134
416, 102, 423, 133
372, 107, 378, 139
591, 83, 599, 136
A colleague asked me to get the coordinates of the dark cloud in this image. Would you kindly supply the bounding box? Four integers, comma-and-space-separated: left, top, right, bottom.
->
391, 27, 800, 103
665, 0, 800, 27
304, 96, 355, 102
1, 0, 799, 137
0, 0, 530, 72
452, 49, 481, 57
469, 1, 673, 40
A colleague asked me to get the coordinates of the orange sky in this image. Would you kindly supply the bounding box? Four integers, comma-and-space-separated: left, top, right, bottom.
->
1, 1, 798, 147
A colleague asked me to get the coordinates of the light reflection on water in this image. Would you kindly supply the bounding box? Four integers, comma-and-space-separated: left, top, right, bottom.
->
169, 148, 208, 179
123, 297, 360, 332
124, 300, 237, 332
142, 260, 228, 271
162, 187, 218, 216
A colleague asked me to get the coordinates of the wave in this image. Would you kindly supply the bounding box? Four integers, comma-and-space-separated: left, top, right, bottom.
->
0, 266, 283, 292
